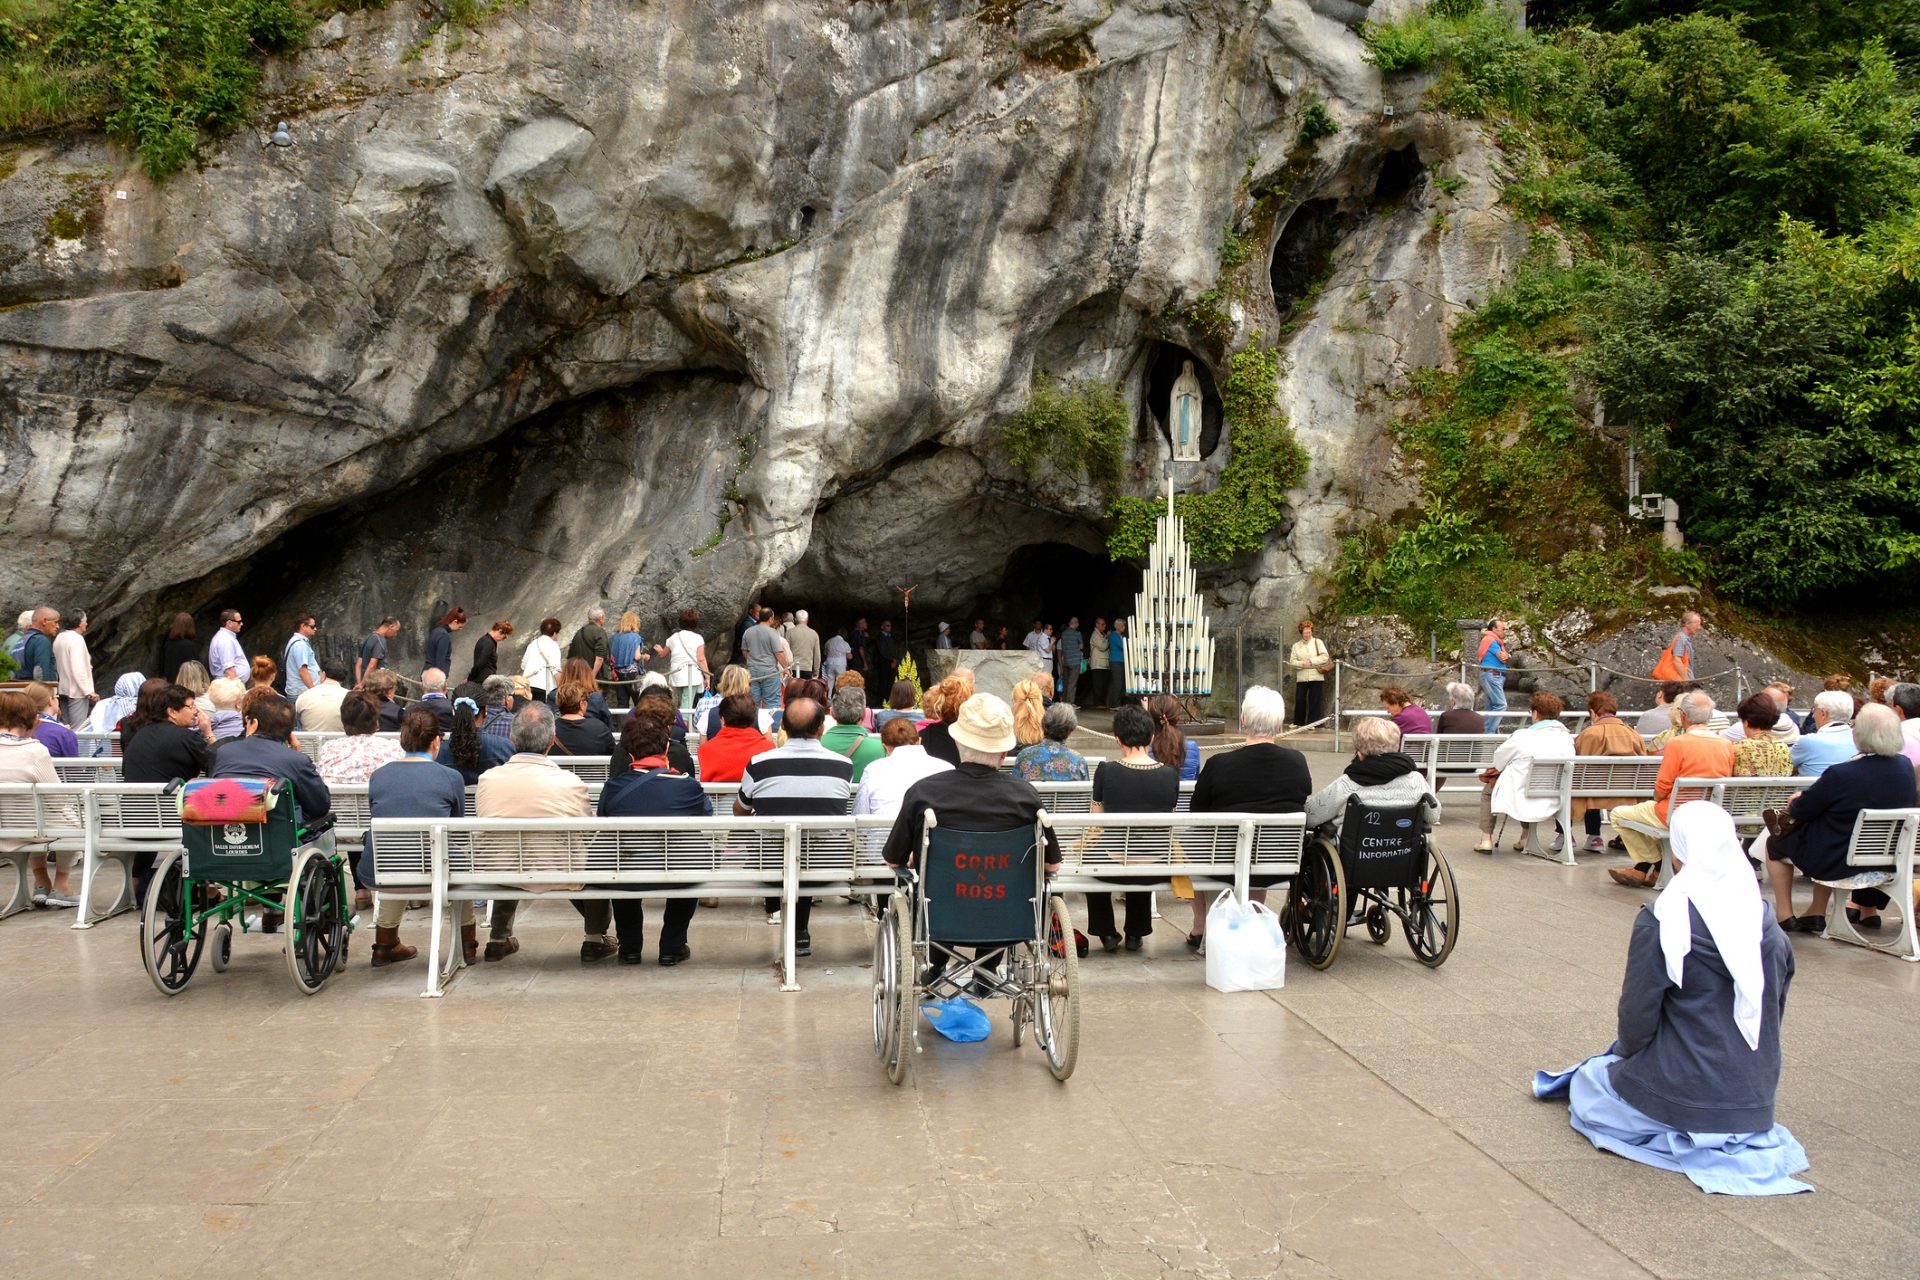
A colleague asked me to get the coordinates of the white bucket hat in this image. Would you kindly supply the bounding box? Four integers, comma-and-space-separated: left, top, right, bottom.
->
950, 692, 1016, 755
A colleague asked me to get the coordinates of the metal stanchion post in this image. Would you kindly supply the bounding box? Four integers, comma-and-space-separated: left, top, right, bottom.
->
1734, 665, 1744, 705
1589, 661, 1598, 694
1332, 660, 1343, 752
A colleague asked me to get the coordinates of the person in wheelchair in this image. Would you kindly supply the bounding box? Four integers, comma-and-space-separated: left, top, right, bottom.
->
1304, 715, 1439, 840
880, 692, 1061, 984
212, 693, 333, 932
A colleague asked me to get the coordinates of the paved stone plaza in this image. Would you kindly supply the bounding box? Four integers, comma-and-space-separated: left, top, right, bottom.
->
1, 748, 1914, 1278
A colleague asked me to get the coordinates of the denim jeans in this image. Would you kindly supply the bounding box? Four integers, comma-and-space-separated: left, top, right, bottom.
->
1479, 671, 1507, 734
751, 674, 782, 709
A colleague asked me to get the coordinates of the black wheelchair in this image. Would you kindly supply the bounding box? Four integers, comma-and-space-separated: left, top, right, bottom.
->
139, 778, 351, 997
872, 812, 1080, 1083
1285, 797, 1459, 971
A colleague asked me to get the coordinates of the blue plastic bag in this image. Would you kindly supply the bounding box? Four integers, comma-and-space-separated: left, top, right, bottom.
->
921, 996, 992, 1042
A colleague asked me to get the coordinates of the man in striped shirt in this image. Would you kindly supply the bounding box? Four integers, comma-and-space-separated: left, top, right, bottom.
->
735, 695, 851, 957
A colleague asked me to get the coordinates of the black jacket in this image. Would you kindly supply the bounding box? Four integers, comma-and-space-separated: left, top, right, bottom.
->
1782, 753, 1917, 880
882, 763, 1062, 868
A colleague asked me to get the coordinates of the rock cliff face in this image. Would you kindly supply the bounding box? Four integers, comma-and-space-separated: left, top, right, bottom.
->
0, 0, 1530, 675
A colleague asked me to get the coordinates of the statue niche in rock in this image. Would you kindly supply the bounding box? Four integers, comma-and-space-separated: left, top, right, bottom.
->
1170, 360, 1203, 463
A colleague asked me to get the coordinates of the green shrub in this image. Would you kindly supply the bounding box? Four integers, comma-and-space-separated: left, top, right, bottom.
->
1299, 100, 1338, 143
1002, 375, 1130, 489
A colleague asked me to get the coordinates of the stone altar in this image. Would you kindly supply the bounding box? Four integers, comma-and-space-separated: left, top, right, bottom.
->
925, 649, 1044, 705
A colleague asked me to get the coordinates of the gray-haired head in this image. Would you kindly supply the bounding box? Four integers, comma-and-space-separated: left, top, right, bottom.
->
1351, 714, 1402, 757
1853, 702, 1902, 756
1890, 683, 1920, 722
422, 668, 447, 694
1678, 689, 1715, 725
796, 609, 808, 624
1239, 685, 1287, 738
1042, 702, 1077, 742
589, 607, 606, 624
640, 671, 670, 693
1814, 689, 1855, 725
1445, 680, 1476, 710
481, 674, 514, 709
509, 702, 556, 754
829, 685, 866, 724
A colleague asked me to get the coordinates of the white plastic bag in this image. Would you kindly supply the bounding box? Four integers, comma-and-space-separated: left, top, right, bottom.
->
1204, 889, 1287, 992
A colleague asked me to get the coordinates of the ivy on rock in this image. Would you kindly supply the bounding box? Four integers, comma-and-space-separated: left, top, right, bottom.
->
1105, 347, 1307, 562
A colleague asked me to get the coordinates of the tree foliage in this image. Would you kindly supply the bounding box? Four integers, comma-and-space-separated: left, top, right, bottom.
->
1355, 0, 1920, 608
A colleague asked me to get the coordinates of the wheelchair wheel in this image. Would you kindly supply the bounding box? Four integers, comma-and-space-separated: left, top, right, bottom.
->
1364, 903, 1390, 945
209, 921, 234, 972
1402, 846, 1460, 968
871, 898, 906, 1075
140, 850, 205, 997
1286, 837, 1346, 971
885, 898, 915, 1086
1035, 895, 1079, 1081
283, 849, 349, 995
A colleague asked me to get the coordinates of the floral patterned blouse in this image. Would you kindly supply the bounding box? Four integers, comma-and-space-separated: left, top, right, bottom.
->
317, 735, 405, 785
1014, 740, 1089, 782
1732, 737, 1792, 778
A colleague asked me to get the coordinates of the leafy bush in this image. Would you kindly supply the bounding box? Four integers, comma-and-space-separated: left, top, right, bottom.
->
1106, 347, 1308, 561
1298, 100, 1338, 143
1002, 376, 1130, 489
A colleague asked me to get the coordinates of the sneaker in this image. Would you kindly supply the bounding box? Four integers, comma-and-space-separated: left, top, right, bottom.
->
42, 889, 79, 909
1581, 836, 1605, 854
767, 910, 783, 927
793, 933, 811, 958
580, 935, 619, 963
29, 887, 49, 909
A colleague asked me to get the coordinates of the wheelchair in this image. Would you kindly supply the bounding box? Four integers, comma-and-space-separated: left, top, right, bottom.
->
138, 778, 352, 997
872, 812, 1080, 1083
1285, 796, 1458, 971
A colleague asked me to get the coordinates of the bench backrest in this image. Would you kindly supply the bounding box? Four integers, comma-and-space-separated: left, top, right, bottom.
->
0, 782, 85, 842
53, 757, 121, 784
1845, 808, 1919, 869
369, 810, 1307, 886
1689, 776, 1812, 822
1523, 756, 1664, 799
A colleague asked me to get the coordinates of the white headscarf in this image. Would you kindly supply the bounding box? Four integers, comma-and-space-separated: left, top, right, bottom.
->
1658, 801, 1767, 1050
86, 673, 146, 743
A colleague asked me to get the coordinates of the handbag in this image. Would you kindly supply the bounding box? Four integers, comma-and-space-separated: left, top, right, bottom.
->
1203, 889, 1287, 992
1650, 643, 1686, 682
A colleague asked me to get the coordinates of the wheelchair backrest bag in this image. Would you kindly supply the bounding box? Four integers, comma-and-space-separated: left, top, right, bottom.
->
179, 778, 280, 826
923, 822, 1039, 945
1337, 798, 1426, 890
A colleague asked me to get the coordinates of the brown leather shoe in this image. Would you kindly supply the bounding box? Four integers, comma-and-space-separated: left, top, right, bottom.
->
370, 925, 418, 967
461, 923, 479, 965
1608, 865, 1658, 888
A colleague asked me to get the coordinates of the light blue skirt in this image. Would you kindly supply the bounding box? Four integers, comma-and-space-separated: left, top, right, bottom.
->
1533, 1054, 1812, 1196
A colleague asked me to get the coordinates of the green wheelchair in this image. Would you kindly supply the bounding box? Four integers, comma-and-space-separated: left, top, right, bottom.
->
139, 777, 352, 997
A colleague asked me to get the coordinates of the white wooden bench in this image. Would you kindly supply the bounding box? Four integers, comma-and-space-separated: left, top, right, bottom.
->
370, 808, 1307, 998
1816, 808, 1918, 963
0, 783, 85, 918
1521, 757, 1664, 865
52, 757, 121, 784
1402, 734, 1506, 794
1612, 776, 1815, 885
74, 782, 183, 927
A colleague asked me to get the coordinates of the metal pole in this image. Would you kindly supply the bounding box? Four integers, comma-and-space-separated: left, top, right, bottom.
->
1589, 661, 1597, 694
1332, 660, 1343, 751
1734, 665, 1744, 706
